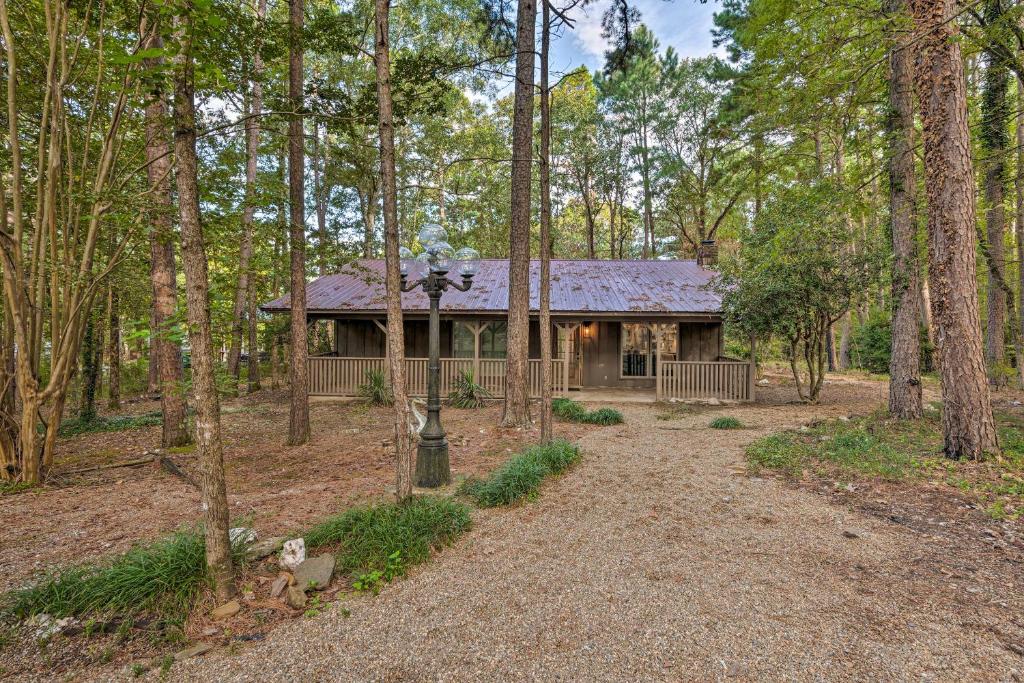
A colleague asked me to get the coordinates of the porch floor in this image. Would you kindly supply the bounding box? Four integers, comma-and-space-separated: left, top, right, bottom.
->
569, 388, 657, 403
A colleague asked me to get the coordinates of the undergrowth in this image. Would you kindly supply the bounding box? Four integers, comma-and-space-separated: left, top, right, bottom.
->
710, 416, 743, 430
460, 439, 580, 507
58, 411, 163, 437
304, 495, 471, 574
357, 369, 393, 407
551, 398, 624, 425
447, 370, 492, 408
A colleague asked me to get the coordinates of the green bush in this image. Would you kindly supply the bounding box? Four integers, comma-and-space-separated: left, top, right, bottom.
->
4, 530, 245, 622
710, 416, 743, 430
551, 398, 623, 425
582, 407, 624, 425
850, 311, 890, 375
447, 370, 492, 408
304, 496, 471, 573
357, 368, 393, 407
58, 411, 163, 437
461, 439, 581, 507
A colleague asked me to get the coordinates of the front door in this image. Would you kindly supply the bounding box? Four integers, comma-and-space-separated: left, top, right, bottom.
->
557, 325, 584, 389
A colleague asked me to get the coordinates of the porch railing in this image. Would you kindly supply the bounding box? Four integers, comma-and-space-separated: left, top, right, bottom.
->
308, 356, 568, 398
657, 360, 753, 402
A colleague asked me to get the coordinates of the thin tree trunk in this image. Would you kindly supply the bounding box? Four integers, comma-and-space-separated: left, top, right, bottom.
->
503, 0, 536, 427
143, 32, 189, 448
79, 313, 99, 423
248, 284, 262, 392
910, 0, 998, 458
107, 284, 120, 410
539, 0, 553, 443
172, 5, 235, 601
374, 0, 413, 501
887, 0, 923, 419
1017, 74, 1024, 361
287, 0, 310, 445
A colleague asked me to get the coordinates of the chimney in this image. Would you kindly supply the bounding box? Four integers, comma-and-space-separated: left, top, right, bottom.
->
697, 239, 718, 268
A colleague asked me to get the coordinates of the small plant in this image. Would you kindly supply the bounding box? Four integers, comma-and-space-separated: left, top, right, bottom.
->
552, 398, 623, 425
353, 551, 404, 595
582, 407, 624, 425
357, 369, 393, 407
304, 594, 324, 618
130, 662, 146, 678
710, 416, 743, 430
447, 370, 492, 408
461, 440, 581, 507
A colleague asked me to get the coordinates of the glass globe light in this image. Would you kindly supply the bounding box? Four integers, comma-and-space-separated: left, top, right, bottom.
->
454, 246, 480, 278
418, 223, 447, 252
415, 251, 431, 276
399, 246, 417, 277
429, 241, 455, 273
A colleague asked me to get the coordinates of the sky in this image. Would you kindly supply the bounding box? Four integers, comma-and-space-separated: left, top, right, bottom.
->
549, 0, 723, 76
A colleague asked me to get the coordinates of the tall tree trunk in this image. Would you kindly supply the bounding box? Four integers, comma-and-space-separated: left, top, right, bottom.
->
1017, 74, 1024, 359
172, 4, 235, 601
502, 0, 536, 427
539, 0, 553, 443
107, 284, 121, 410
287, 0, 310, 445
887, 0, 923, 419
640, 128, 653, 258
910, 0, 998, 458
374, 0, 413, 501
248, 285, 262, 393
79, 313, 99, 423
227, 0, 266, 380
982, 0, 1009, 367
143, 33, 190, 448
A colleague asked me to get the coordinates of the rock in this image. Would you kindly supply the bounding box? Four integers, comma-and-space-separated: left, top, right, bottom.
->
285, 585, 307, 610
246, 536, 286, 561
842, 528, 863, 539
174, 642, 214, 661
280, 538, 306, 571
294, 554, 335, 590
229, 527, 257, 546
210, 600, 241, 620
29, 614, 77, 640
756, 378, 770, 386
838, 415, 851, 422
270, 573, 291, 598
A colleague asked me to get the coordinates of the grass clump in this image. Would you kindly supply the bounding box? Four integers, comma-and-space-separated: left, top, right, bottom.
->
304, 495, 471, 574
357, 369, 393, 407
4, 530, 236, 622
447, 370, 493, 408
710, 416, 743, 430
58, 411, 163, 437
460, 439, 580, 507
551, 398, 624, 425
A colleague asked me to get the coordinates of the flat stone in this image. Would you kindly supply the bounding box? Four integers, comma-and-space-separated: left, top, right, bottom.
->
210, 600, 241, 620
270, 573, 291, 598
245, 536, 286, 561
285, 585, 307, 610
842, 528, 864, 539
294, 554, 335, 590
175, 642, 214, 661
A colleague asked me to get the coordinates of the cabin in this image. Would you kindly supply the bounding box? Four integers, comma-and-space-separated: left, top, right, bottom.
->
262, 258, 755, 402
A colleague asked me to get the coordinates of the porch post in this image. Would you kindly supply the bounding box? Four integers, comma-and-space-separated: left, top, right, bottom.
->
373, 319, 389, 359
652, 323, 663, 402
748, 333, 757, 402
470, 322, 483, 381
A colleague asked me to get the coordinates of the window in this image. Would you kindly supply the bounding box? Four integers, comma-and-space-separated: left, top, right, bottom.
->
620, 323, 677, 377
452, 321, 508, 359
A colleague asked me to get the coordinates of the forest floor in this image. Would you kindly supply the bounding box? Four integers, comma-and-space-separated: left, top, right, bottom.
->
5, 372, 1024, 680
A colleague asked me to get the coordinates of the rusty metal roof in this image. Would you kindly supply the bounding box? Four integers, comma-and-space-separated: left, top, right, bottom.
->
262, 259, 722, 316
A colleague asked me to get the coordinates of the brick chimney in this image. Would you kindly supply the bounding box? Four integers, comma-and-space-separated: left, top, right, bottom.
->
697, 239, 718, 268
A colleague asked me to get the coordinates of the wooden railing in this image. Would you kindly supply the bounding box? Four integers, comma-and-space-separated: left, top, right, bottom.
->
658, 360, 753, 402
308, 356, 567, 398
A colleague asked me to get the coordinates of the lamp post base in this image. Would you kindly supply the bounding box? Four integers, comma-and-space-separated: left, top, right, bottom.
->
415, 439, 451, 488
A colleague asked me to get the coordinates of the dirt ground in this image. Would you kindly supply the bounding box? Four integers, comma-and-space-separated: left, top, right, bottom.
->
0, 391, 591, 596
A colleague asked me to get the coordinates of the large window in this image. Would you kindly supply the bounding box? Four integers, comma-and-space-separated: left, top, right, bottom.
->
452, 321, 508, 358
621, 323, 677, 377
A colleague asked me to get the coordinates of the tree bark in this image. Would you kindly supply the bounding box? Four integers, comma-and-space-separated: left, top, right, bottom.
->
143, 32, 190, 448
503, 0, 536, 427
374, 0, 413, 500
539, 0, 553, 443
172, 5, 235, 601
227, 0, 266, 380
79, 313, 100, 423
910, 0, 998, 458
1017, 74, 1024, 360
247, 284, 262, 393
107, 284, 121, 410
287, 0, 310, 445
887, 0, 923, 419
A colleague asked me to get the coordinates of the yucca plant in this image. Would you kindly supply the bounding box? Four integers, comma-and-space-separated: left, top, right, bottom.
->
447, 370, 492, 408
357, 368, 393, 407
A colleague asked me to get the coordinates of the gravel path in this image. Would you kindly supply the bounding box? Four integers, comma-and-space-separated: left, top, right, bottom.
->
167, 390, 1023, 682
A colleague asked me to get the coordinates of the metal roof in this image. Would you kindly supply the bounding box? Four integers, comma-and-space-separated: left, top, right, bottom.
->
262, 259, 722, 316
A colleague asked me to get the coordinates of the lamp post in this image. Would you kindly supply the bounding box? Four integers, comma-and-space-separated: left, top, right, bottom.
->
399, 224, 480, 488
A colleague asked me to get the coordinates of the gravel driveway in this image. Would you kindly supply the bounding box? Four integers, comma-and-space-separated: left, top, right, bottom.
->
169, 386, 1024, 682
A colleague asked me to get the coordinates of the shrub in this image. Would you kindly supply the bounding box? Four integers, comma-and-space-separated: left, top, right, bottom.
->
461, 439, 581, 507
304, 496, 471, 573
551, 398, 623, 425
709, 416, 743, 430
582, 407, 624, 425
447, 370, 492, 408
4, 530, 245, 622
357, 368, 393, 407
58, 412, 163, 437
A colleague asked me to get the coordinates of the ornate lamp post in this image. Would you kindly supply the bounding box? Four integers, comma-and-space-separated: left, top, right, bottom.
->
399, 224, 480, 487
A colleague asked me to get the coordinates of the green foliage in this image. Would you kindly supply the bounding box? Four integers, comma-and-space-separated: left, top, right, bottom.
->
351, 551, 405, 595
460, 440, 581, 507
357, 369, 393, 407
446, 370, 493, 408
709, 416, 743, 429
850, 311, 891, 375
304, 496, 471, 574
552, 398, 624, 425
58, 412, 163, 437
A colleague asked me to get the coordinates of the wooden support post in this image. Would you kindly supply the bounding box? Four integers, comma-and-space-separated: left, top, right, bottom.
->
373, 319, 388, 359
469, 322, 484, 381
652, 323, 663, 402
748, 333, 757, 402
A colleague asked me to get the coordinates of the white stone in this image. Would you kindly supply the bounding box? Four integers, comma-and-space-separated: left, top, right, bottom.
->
229, 527, 257, 546
280, 538, 306, 571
